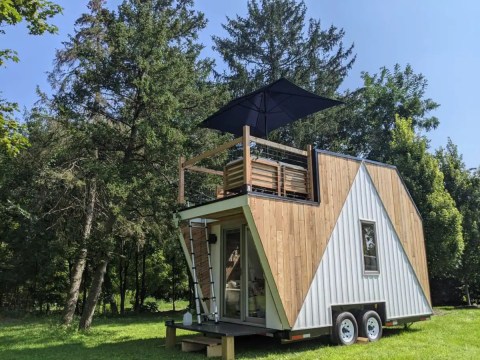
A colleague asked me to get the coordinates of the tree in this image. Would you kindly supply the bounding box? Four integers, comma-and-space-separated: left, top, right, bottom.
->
436, 140, 480, 304
213, 0, 355, 148
0, 114, 73, 311
349, 64, 439, 161
389, 116, 463, 279
48, 0, 225, 329
0, 0, 62, 156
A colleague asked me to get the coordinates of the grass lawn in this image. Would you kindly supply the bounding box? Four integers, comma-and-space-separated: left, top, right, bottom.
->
0, 307, 479, 359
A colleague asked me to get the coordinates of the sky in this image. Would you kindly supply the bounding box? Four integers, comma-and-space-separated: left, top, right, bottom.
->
1, 0, 479, 168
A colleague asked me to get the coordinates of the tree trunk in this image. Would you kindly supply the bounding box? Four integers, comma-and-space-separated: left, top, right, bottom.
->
140, 247, 146, 307
63, 249, 88, 324
465, 284, 472, 306
80, 264, 89, 315
134, 247, 140, 312
172, 255, 176, 312
103, 265, 118, 315
79, 258, 108, 330
121, 259, 128, 314
62, 179, 96, 325
118, 250, 129, 315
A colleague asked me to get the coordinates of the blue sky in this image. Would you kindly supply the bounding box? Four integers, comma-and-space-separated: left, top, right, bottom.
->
1, 0, 478, 168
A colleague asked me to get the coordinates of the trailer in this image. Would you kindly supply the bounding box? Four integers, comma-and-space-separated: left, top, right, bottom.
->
166, 124, 432, 358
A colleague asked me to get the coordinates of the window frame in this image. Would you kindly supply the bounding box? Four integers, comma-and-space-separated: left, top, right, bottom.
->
359, 219, 380, 275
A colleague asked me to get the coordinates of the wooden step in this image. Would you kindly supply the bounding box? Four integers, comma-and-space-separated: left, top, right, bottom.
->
182, 336, 222, 358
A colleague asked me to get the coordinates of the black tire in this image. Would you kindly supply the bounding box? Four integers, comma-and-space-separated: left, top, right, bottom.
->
358, 310, 383, 342
331, 311, 358, 346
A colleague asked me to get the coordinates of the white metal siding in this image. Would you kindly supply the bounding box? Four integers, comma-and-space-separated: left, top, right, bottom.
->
293, 164, 432, 330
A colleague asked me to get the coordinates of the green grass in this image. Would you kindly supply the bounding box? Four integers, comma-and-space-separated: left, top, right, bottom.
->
0, 307, 479, 359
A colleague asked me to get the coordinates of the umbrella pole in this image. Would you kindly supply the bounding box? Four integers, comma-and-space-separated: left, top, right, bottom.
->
263, 92, 268, 137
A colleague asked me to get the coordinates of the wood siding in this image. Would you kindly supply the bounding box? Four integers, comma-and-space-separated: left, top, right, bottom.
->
365, 163, 431, 303
248, 153, 360, 326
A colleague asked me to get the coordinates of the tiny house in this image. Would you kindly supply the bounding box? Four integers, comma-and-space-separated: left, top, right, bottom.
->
166, 124, 432, 358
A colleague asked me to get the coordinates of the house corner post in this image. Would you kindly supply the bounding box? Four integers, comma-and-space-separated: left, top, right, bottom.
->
306, 144, 314, 200
243, 125, 251, 192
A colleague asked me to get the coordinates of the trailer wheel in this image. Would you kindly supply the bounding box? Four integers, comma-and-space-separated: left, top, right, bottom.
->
358, 310, 382, 342
331, 312, 358, 346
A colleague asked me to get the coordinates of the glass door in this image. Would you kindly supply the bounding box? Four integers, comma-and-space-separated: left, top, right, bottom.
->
221, 227, 266, 324
223, 228, 242, 320
245, 228, 266, 324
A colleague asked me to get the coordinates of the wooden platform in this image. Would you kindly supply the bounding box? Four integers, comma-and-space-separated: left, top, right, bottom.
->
182, 336, 222, 358
166, 321, 278, 360
167, 320, 275, 337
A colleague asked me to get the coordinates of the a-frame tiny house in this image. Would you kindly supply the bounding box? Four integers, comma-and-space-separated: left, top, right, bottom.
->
166, 124, 432, 358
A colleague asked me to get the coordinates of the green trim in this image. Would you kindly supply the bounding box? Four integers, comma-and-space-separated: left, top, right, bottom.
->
177, 195, 248, 220
242, 204, 290, 329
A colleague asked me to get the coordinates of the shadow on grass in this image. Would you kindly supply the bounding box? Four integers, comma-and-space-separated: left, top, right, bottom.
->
0, 321, 426, 360
0, 336, 208, 360
382, 326, 420, 338
441, 306, 479, 311
0, 331, 354, 360
235, 334, 333, 359
0, 327, 426, 360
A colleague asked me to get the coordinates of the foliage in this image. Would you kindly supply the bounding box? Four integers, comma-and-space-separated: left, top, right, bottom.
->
389, 116, 463, 278
347, 64, 440, 161
0, 0, 62, 65
214, 0, 354, 95
0, 307, 479, 359
0, 117, 73, 310
0, 101, 30, 156
1, 0, 226, 325
436, 140, 480, 303
0, 0, 62, 156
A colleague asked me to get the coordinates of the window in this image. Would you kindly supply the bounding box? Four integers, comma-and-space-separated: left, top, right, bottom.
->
361, 222, 379, 272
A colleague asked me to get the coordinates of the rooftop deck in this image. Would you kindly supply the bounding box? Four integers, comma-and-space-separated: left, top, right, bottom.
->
178, 125, 316, 207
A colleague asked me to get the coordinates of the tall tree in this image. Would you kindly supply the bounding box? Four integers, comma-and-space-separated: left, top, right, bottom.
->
436, 140, 480, 304
348, 64, 440, 161
213, 0, 355, 148
389, 116, 463, 279
49, 0, 224, 329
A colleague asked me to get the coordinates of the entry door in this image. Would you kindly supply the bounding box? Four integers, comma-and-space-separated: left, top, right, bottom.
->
244, 228, 266, 324
222, 227, 266, 324
223, 228, 242, 320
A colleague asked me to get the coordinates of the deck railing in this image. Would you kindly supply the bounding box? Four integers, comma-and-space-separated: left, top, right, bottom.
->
178, 125, 314, 206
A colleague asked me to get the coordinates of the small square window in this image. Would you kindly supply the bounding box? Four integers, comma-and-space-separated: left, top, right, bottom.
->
361, 222, 379, 273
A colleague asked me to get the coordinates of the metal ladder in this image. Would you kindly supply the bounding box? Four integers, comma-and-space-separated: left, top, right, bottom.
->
188, 219, 219, 324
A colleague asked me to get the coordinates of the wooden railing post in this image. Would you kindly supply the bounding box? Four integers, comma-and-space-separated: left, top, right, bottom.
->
178, 156, 185, 204
243, 125, 251, 191
306, 145, 314, 201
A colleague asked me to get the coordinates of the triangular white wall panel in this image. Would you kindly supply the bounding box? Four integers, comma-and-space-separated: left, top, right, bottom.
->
293, 164, 432, 330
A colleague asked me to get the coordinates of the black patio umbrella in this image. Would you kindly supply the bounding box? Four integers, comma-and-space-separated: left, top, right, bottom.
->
199, 78, 343, 137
